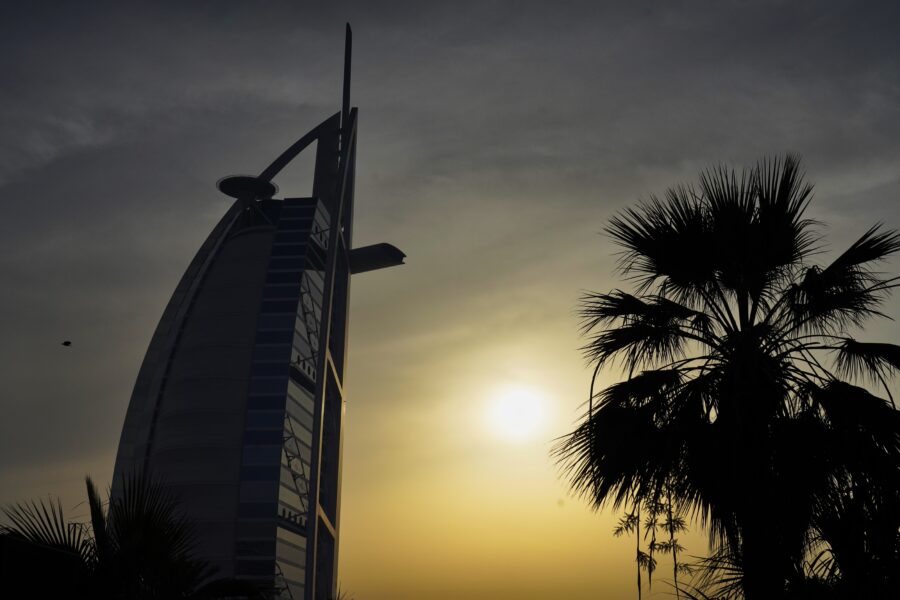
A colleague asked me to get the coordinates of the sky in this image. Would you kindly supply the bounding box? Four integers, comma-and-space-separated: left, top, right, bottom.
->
2, 1, 900, 598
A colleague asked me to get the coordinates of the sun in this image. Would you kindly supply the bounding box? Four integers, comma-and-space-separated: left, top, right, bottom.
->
485, 385, 547, 442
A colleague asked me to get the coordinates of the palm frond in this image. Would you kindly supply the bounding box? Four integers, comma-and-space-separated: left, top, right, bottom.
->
579, 290, 653, 328
813, 382, 897, 435
580, 291, 716, 337
687, 550, 746, 600
811, 382, 900, 467
753, 155, 818, 264
580, 292, 718, 373
606, 190, 716, 297
595, 369, 684, 410
85, 476, 109, 565
555, 369, 712, 511
582, 322, 687, 373
805, 546, 839, 584
786, 225, 900, 333
748, 155, 819, 311
833, 339, 900, 392
107, 471, 214, 596
1, 497, 89, 560
828, 224, 900, 270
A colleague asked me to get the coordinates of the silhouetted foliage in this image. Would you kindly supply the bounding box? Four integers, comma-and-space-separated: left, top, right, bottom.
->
1, 473, 268, 600
555, 155, 900, 599
612, 491, 691, 599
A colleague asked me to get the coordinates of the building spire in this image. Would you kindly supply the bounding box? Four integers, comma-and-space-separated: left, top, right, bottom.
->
342, 23, 352, 131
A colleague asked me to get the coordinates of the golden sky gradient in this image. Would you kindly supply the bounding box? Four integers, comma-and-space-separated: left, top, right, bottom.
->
336, 221, 713, 599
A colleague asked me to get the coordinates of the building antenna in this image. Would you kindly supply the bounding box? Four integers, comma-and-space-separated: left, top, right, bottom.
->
342, 23, 352, 132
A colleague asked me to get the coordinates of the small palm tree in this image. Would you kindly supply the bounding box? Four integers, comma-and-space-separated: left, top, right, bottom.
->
2, 473, 266, 599
88, 474, 215, 599
555, 155, 900, 598
1, 495, 91, 597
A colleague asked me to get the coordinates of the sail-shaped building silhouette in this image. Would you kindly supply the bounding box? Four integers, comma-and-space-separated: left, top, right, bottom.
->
112, 26, 403, 600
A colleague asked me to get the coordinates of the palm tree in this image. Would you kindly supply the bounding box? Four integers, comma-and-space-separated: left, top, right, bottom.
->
0, 495, 91, 597
2, 473, 266, 599
555, 155, 900, 599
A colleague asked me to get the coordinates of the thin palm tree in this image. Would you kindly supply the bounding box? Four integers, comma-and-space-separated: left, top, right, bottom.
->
555, 155, 900, 599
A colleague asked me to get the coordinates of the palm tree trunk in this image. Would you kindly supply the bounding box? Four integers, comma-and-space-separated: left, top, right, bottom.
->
737, 467, 787, 600
740, 523, 785, 599
636, 504, 642, 600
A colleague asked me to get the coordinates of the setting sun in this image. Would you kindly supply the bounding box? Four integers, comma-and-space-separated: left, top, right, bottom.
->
485, 385, 548, 441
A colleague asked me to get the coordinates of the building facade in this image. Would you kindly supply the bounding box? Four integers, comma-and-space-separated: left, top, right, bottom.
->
111, 27, 402, 600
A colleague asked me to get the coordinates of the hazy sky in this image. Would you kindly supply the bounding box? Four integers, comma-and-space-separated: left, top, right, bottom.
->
2, 2, 900, 598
